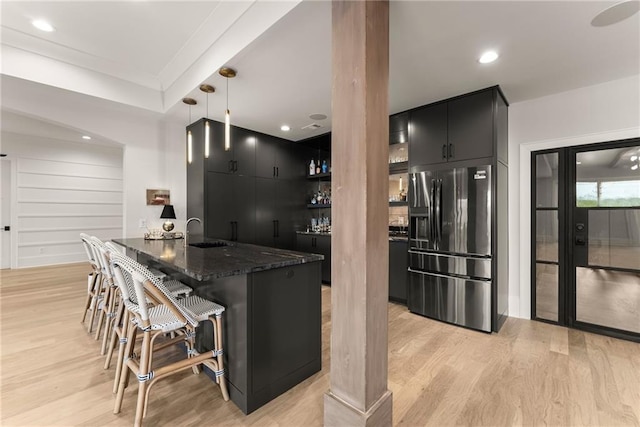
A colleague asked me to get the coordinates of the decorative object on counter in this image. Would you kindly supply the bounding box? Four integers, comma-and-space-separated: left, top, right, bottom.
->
183, 97, 197, 164
160, 204, 177, 231
309, 159, 315, 176
199, 84, 215, 159
146, 188, 170, 205
219, 67, 237, 152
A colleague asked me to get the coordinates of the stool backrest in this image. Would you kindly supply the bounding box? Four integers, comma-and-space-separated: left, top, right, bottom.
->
109, 252, 198, 328
80, 233, 99, 270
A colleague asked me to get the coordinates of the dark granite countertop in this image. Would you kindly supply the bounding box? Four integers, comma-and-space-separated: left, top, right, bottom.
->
112, 237, 324, 282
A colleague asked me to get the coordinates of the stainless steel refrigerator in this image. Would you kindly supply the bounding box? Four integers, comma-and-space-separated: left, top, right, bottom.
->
408, 165, 494, 332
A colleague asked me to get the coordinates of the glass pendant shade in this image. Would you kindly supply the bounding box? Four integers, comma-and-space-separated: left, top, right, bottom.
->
225, 109, 231, 151
187, 130, 193, 164
205, 121, 210, 158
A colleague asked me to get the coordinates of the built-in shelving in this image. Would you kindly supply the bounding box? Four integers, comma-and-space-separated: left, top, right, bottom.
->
307, 172, 331, 181
307, 204, 332, 209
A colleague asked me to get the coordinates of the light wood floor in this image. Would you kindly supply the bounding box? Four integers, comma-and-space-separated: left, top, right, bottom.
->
1, 263, 639, 426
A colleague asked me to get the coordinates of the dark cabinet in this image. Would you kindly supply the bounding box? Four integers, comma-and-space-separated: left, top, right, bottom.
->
389, 112, 409, 145
409, 103, 447, 168
255, 178, 304, 249
206, 121, 256, 175
409, 88, 501, 167
447, 89, 494, 162
256, 135, 307, 180
296, 233, 331, 283
205, 172, 255, 242
389, 240, 408, 303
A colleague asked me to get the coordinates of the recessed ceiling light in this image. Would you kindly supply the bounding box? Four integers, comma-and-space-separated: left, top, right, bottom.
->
309, 114, 327, 121
478, 51, 499, 64
32, 19, 55, 32
632, 164, 639, 171
631, 155, 638, 161
82, 135, 91, 140
280, 125, 291, 132
591, 1, 640, 27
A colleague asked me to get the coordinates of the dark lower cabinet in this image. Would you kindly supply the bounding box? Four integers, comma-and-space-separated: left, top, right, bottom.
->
205, 172, 255, 242
389, 240, 408, 303
255, 178, 305, 250
296, 233, 331, 283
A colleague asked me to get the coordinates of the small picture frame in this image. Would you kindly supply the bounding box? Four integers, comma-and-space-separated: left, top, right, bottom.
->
146, 189, 170, 205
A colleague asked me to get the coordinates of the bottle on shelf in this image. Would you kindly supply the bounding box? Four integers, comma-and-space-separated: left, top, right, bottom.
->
316, 160, 321, 175
321, 160, 328, 174
311, 192, 317, 204
309, 159, 316, 176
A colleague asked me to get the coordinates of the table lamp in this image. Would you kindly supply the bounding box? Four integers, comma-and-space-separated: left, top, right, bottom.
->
160, 204, 176, 232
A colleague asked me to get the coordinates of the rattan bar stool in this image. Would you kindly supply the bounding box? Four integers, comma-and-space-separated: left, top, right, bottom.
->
110, 253, 228, 426
80, 233, 104, 333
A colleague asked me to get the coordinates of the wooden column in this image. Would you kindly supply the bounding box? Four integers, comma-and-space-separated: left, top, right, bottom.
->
324, 1, 391, 426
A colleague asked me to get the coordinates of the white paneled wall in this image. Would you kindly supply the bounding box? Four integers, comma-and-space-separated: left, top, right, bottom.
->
4, 132, 123, 268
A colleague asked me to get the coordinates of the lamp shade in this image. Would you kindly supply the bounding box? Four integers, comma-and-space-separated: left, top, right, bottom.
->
160, 205, 176, 219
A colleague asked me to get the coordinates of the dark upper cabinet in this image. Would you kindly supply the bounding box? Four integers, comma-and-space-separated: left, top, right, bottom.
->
409, 103, 447, 168
256, 135, 307, 180
234, 174, 256, 242
447, 89, 494, 162
205, 121, 256, 175
409, 87, 505, 168
389, 112, 409, 146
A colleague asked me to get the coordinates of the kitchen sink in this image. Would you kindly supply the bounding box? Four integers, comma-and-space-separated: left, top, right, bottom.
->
188, 241, 229, 249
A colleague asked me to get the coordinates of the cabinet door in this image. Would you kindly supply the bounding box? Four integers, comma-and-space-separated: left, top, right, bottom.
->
315, 234, 331, 283
296, 234, 315, 254
447, 90, 494, 161
389, 112, 409, 145
409, 103, 447, 168
255, 135, 278, 179
231, 126, 256, 176
255, 177, 277, 247
206, 120, 235, 173
276, 141, 307, 180
233, 174, 256, 243
187, 119, 205, 221
274, 179, 304, 250
205, 172, 234, 240
389, 240, 408, 303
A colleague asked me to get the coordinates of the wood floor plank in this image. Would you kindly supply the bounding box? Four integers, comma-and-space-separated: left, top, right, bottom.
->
1, 263, 639, 426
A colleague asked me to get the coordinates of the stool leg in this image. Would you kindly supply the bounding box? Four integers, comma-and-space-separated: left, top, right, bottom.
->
214, 314, 229, 401
114, 321, 136, 413
104, 298, 124, 370
81, 273, 96, 323
94, 285, 110, 341
134, 330, 152, 427
112, 309, 130, 393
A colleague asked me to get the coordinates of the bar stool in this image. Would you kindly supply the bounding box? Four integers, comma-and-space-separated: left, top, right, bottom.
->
110, 252, 228, 426
80, 233, 104, 333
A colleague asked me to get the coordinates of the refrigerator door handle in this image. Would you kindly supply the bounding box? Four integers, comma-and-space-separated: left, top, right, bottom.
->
430, 179, 436, 245
435, 179, 442, 245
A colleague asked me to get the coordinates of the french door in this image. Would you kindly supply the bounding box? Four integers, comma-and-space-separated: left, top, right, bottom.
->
532, 138, 640, 342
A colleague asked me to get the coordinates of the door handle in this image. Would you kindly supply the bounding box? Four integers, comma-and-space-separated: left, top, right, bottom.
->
430, 179, 436, 245
442, 144, 447, 160
448, 144, 454, 159
575, 236, 586, 246
273, 220, 277, 238
230, 221, 235, 240
276, 167, 279, 177
435, 179, 442, 245
275, 220, 279, 237
234, 161, 238, 172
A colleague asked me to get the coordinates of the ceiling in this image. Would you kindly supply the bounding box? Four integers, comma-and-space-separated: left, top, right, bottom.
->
1, 1, 639, 143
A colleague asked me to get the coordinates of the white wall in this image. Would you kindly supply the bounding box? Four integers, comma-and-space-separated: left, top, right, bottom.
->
2, 132, 123, 267
507, 74, 640, 318
1, 76, 187, 248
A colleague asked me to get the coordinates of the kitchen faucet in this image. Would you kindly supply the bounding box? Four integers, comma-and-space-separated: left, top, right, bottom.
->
184, 217, 202, 247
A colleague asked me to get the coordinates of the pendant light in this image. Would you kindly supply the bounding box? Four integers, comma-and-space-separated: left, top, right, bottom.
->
199, 84, 215, 158
183, 97, 197, 164
219, 67, 237, 152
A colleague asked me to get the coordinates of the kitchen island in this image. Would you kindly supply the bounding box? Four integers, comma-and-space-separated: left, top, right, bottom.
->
112, 237, 323, 414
